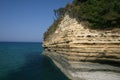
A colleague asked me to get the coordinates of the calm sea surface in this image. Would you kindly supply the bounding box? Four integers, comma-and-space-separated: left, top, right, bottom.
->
0, 42, 69, 80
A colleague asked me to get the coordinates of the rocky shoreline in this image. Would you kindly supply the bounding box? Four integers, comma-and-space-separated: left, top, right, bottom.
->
43, 14, 120, 80
43, 50, 120, 80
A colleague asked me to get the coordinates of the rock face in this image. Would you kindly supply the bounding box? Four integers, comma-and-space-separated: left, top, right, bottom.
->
43, 14, 120, 80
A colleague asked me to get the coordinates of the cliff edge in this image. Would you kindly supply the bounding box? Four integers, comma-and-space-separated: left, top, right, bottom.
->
43, 14, 120, 80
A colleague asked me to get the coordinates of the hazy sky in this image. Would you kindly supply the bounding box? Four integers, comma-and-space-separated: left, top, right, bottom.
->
0, 0, 72, 42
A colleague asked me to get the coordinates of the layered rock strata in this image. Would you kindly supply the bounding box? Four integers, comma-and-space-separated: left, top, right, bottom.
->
43, 14, 120, 80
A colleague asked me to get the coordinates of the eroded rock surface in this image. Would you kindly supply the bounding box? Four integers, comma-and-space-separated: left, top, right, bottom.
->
43, 14, 120, 80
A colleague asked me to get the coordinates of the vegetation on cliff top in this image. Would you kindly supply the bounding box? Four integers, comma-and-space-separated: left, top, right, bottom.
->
44, 0, 120, 40
72, 0, 120, 29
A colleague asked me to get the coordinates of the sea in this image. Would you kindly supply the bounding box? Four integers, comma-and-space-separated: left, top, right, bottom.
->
0, 42, 69, 80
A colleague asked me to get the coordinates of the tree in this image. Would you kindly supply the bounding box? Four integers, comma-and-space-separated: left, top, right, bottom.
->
54, 8, 65, 19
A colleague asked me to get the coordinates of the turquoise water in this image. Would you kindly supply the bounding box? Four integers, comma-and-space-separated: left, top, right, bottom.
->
0, 42, 69, 80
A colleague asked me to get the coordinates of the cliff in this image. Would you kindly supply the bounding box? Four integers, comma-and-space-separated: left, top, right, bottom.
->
43, 14, 120, 80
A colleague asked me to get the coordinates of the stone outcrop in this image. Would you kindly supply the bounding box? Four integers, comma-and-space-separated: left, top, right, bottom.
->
43, 14, 120, 80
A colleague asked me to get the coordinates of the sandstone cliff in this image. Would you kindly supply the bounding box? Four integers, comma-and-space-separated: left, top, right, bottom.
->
43, 14, 120, 80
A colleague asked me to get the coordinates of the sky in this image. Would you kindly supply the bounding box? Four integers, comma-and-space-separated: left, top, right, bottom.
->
0, 0, 72, 42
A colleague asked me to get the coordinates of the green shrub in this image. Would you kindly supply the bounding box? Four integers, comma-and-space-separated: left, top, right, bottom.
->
71, 0, 120, 29
44, 0, 120, 40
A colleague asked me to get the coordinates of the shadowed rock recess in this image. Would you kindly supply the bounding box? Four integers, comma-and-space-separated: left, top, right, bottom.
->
43, 14, 120, 80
